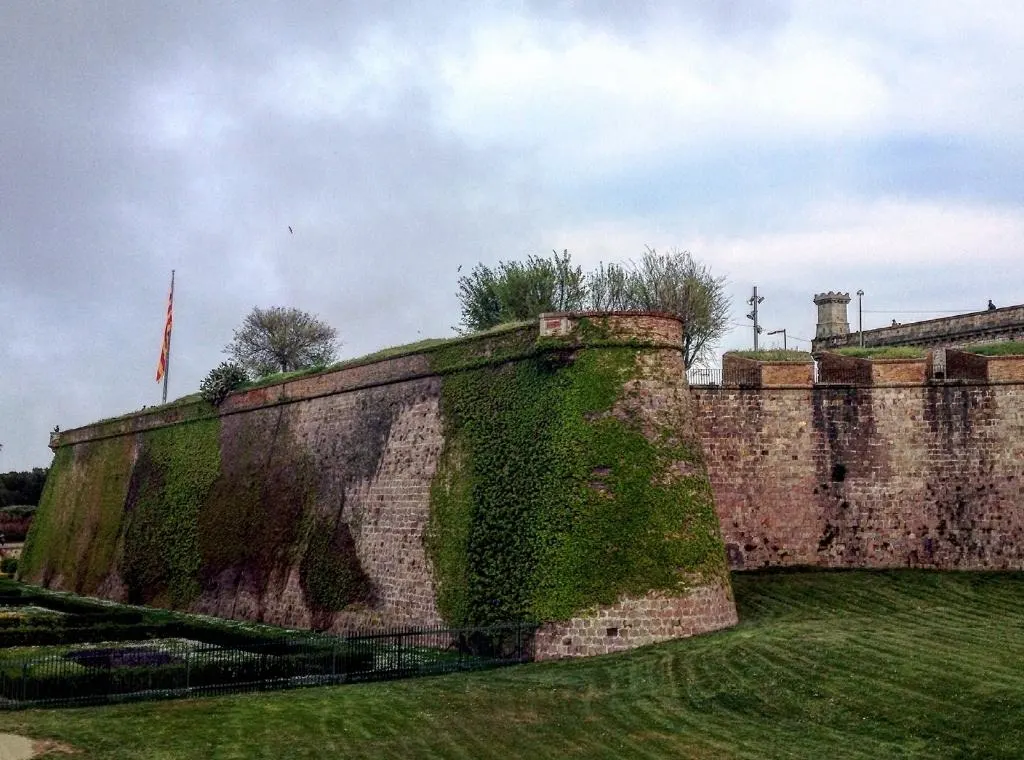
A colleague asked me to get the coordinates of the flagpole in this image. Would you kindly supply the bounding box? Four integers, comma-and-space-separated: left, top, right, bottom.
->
162, 270, 175, 405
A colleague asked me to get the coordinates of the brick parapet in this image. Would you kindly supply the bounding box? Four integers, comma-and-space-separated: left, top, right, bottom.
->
51, 313, 682, 451
988, 355, 1024, 382
870, 358, 928, 385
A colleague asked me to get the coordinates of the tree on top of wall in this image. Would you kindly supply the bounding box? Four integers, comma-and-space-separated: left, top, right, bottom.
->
225, 306, 339, 377
589, 247, 730, 368
456, 250, 587, 333
456, 247, 730, 368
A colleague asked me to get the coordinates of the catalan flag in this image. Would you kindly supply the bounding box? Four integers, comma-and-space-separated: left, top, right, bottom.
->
156, 271, 175, 396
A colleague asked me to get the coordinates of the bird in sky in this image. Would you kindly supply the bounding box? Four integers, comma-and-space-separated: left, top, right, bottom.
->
457, 264, 462, 271
288, 226, 293, 234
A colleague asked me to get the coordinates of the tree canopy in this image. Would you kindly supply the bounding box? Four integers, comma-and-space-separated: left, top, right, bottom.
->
455, 248, 730, 367
0, 468, 48, 507
225, 306, 339, 377
456, 250, 586, 333
588, 247, 730, 368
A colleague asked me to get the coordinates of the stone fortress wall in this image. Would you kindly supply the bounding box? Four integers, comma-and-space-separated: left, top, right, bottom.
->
811, 292, 1024, 353
694, 350, 1024, 571
25, 313, 738, 660
22, 307, 1024, 659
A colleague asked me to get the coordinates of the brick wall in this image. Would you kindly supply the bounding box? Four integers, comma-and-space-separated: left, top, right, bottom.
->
694, 380, 1024, 570
187, 377, 447, 633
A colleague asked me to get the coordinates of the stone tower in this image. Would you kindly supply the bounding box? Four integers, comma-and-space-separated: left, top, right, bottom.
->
814, 292, 851, 340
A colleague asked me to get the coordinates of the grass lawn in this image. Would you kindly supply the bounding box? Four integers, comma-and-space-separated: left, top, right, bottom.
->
969, 341, 1024, 357
833, 347, 927, 359
1, 569, 1022, 759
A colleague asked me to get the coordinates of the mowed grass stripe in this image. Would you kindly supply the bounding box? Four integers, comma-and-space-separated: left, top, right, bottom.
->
854, 627, 1024, 686
0, 569, 1023, 759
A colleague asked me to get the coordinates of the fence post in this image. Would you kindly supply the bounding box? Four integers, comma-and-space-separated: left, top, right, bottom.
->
21, 661, 27, 703
185, 649, 191, 692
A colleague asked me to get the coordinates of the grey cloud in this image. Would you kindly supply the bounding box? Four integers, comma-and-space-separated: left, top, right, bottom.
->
0, 1, 549, 470
1, 0, 1020, 472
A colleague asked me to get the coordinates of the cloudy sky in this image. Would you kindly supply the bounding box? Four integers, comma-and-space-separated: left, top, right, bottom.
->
2, 1, 1022, 470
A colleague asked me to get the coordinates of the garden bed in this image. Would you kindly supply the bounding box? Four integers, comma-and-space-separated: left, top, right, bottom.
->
0, 580, 535, 708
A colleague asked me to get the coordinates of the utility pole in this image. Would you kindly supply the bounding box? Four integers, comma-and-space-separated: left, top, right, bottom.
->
856, 289, 865, 348
746, 286, 764, 350
767, 328, 787, 351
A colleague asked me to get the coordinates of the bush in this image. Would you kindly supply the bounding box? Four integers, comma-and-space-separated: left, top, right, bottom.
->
199, 362, 248, 406
1, 557, 17, 575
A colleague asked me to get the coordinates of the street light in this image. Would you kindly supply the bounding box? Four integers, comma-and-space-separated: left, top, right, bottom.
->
767, 328, 787, 351
856, 290, 865, 347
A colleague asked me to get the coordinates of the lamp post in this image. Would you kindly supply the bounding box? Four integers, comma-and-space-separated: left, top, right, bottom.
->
767, 328, 787, 351
856, 290, 864, 347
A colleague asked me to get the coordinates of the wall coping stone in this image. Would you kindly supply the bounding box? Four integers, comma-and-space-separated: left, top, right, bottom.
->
50, 312, 685, 450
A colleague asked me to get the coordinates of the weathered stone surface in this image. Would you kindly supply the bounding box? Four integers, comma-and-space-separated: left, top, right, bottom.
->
694, 381, 1024, 570
813, 303, 1024, 352
534, 582, 737, 659
32, 313, 737, 657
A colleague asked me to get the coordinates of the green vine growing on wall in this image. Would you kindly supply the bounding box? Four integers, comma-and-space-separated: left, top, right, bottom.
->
20, 438, 135, 592
122, 419, 221, 607
299, 517, 372, 622
426, 327, 726, 627
18, 447, 74, 583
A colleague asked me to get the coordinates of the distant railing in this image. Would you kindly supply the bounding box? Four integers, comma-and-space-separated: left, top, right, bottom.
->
686, 367, 760, 387
0, 622, 537, 709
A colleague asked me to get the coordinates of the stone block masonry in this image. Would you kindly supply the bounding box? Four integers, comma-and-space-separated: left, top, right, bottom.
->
534, 582, 737, 659
813, 302, 1024, 352
694, 360, 1024, 570
27, 312, 738, 658
30, 317, 1024, 659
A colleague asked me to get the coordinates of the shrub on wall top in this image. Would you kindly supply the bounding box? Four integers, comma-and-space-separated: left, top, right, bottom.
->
199, 362, 248, 406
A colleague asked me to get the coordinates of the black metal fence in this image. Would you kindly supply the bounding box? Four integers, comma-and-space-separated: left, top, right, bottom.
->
0, 622, 537, 709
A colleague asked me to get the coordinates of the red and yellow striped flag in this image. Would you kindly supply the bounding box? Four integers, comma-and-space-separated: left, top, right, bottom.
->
155, 272, 174, 383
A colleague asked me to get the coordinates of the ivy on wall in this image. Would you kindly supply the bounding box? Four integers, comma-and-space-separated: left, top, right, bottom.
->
426, 323, 726, 627
197, 409, 311, 594
25, 315, 726, 630
121, 419, 221, 607
299, 517, 372, 622
19, 438, 135, 591
18, 447, 74, 583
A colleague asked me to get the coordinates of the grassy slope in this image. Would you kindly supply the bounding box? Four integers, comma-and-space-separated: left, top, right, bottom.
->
730, 350, 813, 362
969, 341, 1024, 356
834, 347, 927, 359
2, 570, 1023, 759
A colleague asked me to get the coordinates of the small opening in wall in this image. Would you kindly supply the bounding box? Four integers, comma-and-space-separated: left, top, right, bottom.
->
606, 627, 618, 637
831, 463, 846, 482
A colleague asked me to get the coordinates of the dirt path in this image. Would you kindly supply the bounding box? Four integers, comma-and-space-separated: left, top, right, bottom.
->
0, 734, 34, 760
0, 734, 73, 759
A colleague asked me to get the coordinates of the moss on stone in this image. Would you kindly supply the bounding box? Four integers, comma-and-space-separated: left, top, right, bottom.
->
299, 518, 372, 625
122, 419, 221, 606
427, 324, 726, 626
20, 437, 135, 591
